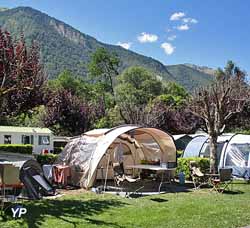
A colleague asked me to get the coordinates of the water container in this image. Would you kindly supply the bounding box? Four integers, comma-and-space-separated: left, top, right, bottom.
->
179, 172, 185, 185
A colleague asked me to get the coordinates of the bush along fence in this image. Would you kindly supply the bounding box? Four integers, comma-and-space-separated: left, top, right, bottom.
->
36, 154, 59, 166
176, 157, 210, 179
0, 144, 33, 154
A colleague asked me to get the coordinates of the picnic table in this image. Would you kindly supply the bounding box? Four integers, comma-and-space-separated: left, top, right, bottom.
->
127, 164, 176, 192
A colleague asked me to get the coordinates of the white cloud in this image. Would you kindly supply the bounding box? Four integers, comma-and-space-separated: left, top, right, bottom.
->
170, 12, 185, 21
137, 32, 158, 43
167, 35, 177, 41
176, 24, 190, 31
183, 17, 198, 24
117, 42, 132, 49
161, 42, 175, 55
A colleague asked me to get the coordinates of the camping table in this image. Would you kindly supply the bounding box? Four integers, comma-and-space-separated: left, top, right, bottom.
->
127, 164, 176, 192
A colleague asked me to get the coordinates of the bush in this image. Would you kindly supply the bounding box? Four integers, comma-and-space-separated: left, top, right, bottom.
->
36, 154, 59, 166
177, 150, 183, 158
176, 157, 210, 179
0, 144, 33, 154
53, 147, 64, 154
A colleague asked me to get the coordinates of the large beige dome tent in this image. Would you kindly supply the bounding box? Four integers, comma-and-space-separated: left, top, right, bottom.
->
57, 125, 176, 189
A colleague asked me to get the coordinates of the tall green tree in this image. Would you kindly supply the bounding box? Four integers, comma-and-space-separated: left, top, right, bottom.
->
88, 47, 119, 96
115, 66, 163, 106
48, 70, 91, 98
115, 66, 161, 123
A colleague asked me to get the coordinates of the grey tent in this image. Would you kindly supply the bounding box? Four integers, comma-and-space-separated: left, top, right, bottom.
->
173, 134, 192, 151
183, 133, 250, 178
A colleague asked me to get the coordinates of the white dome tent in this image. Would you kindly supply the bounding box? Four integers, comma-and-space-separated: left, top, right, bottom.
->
183, 135, 208, 158
219, 134, 250, 178
183, 133, 250, 178
57, 125, 176, 189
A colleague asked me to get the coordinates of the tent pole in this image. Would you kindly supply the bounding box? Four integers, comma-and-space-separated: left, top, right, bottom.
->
103, 153, 110, 193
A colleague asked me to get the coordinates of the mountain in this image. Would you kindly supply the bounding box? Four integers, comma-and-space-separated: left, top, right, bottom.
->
167, 64, 214, 91
184, 63, 216, 76
0, 6, 213, 91
0, 7, 8, 12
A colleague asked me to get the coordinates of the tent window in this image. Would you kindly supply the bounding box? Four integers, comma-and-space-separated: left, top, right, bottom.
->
39, 136, 50, 145
22, 135, 34, 145
183, 136, 208, 158
4, 135, 11, 144
225, 143, 250, 167
201, 142, 225, 160
138, 140, 161, 162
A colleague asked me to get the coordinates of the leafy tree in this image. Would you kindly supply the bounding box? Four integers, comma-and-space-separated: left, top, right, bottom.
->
48, 70, 91, 98
115, 66, 194, 131
162, 82, 189, 106
188, 61, 250, 173
88, 47, 119, 96
7, 106, 46, 127
43, 89, 104, 136
0, 29, 46, 123
225, 101, 250, 132
115, 66, 163, 106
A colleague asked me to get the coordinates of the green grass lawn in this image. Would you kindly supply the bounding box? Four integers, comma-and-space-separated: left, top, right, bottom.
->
1, 182, 250, 228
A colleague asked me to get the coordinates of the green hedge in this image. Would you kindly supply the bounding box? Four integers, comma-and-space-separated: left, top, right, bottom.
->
36, 154, 59, 166
0, 144, 33, 154
176, 157, 210, 179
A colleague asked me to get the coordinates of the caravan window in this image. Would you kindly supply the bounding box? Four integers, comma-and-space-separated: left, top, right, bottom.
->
22, 135, 34, 144
39, 136, 50, 145
4, 135, 11, 144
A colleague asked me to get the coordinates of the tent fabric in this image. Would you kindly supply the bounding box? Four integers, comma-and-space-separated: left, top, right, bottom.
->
173, 134, 193, 151
219, 134, 250, 178
183, 135, 208, 158
19, 159, 55, 199
57, 125, 176, 189
183, 133, 250, 178
183, 134, 235, 158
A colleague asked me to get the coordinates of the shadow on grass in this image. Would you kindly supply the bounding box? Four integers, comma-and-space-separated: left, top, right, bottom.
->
222, 190, 245, 195
85, 218, 126, 228
160, 183, 192, 193
3, 198, 127, 228
150, 198, 168, 203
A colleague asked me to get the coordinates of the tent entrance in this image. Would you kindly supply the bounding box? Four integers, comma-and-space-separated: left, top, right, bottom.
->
95, 139, 140, 181
223, 143, 250, 178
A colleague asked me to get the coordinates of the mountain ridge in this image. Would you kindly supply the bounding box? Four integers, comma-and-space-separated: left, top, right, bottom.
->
184, 63, 216, 76
0, 6, 213, 91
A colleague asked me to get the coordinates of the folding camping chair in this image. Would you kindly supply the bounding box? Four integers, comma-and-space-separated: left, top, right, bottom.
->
190, 161, 209, 189
210, 168, 233, 193
113, 163, 138, 186
113, 162, 125, 186
112, 162, 141, 197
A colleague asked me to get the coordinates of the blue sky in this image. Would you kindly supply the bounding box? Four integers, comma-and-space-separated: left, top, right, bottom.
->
1, 0, 250, 72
